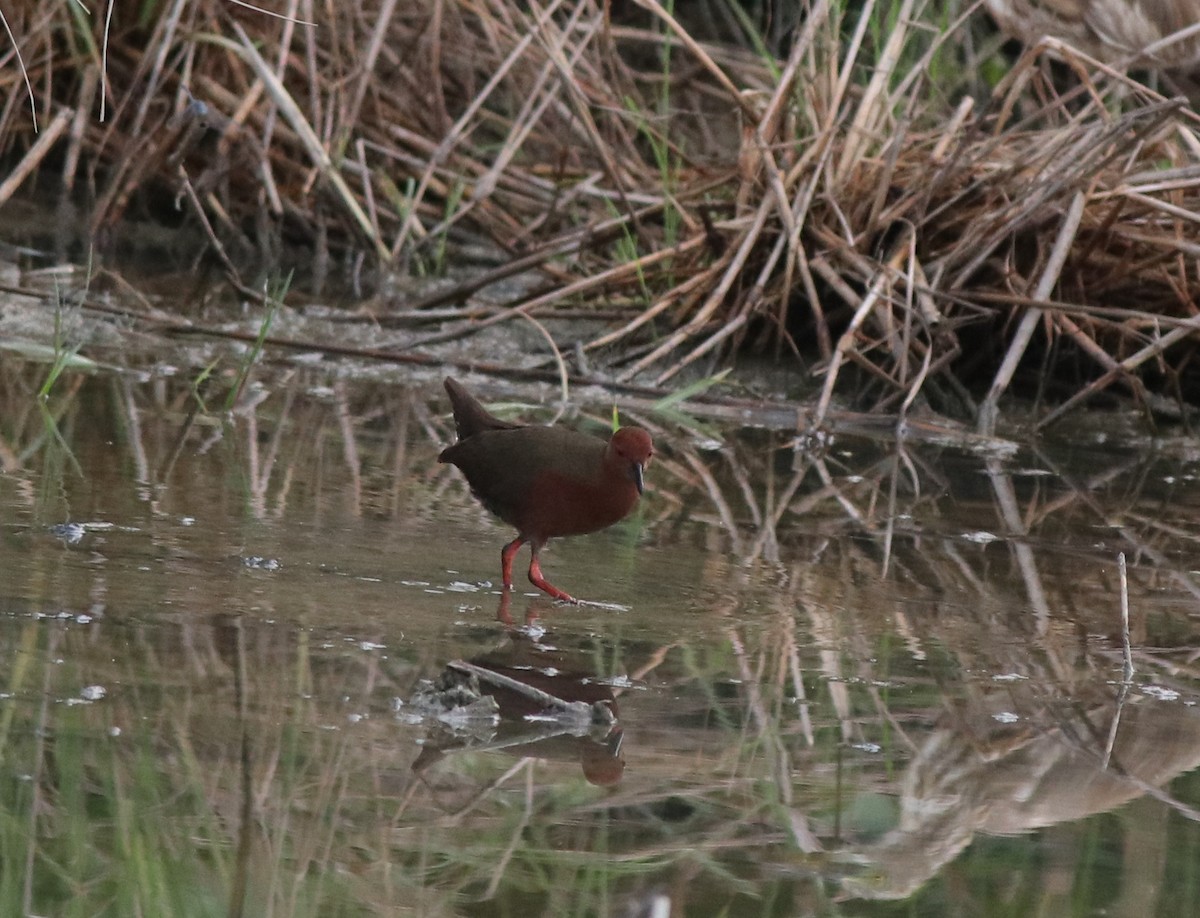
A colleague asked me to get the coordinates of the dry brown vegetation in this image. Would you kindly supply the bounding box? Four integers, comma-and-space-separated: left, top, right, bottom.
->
2, 0, 1200, 429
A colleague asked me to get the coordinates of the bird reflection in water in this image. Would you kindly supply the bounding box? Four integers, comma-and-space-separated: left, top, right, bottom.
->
408, 595, 626, 788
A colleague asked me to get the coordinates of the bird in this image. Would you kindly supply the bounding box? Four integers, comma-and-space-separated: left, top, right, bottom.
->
438, 377, 654, 603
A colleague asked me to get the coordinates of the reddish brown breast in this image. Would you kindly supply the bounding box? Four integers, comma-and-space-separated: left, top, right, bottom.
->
517, 465, 642, 539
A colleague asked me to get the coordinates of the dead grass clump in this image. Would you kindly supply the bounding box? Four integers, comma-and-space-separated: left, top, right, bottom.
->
1, 1, 1199, 427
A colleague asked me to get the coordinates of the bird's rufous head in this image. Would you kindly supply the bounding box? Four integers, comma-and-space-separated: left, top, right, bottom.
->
607, 427, 653, 494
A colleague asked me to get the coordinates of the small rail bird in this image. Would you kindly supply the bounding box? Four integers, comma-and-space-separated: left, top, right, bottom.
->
438, 378, 653, 603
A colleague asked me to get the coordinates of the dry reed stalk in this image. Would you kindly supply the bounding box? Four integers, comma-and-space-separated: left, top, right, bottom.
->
0, 105, 70, 205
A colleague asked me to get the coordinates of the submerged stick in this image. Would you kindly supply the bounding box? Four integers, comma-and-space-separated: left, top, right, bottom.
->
1103, 551, 1135, 771
1119, 551, 1134, 683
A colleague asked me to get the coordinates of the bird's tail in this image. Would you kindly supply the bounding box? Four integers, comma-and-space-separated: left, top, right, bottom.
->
443, 377, 522, 439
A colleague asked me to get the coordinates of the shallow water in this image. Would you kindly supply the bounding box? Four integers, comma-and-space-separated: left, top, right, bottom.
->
3, 359, 1200, 917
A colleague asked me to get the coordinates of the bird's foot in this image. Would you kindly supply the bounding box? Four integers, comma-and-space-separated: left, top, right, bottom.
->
528, 559, 577, 604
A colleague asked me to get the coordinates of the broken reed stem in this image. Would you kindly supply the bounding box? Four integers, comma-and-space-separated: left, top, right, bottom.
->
0, 106, 71, 205
1119, 551, 1133, 683
977, 189, 1087, 434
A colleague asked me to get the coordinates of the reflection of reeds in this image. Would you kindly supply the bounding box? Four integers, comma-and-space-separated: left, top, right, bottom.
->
4, 362, 1200, 910
5, 359, 1200, 610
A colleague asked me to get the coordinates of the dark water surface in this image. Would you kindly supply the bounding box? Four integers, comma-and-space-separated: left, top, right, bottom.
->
3, 359, 1200, 917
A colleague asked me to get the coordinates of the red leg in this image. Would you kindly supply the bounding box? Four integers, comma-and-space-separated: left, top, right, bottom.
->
494, 590, 514, 625
527, 543, 577, 603
500, 537, 524, 590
